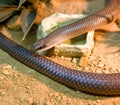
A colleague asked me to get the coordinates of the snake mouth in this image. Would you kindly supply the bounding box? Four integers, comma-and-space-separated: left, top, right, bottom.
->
31, 42, 47, 52
31, 38, 54, 52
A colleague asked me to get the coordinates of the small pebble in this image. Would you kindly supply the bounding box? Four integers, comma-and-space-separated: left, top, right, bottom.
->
80, 57, 89, 67
102, 70, 110, 74
0, 91, 6, 96
2, 65, 11, 70
41, 3, 47, 9
95, 69, 102, 73
31, 101, 37, 105
0, 76, 4, 80
72, 58, 77, 64
97, 62, 104, 68
60, 56, 65, 60
2, 70, 9, 75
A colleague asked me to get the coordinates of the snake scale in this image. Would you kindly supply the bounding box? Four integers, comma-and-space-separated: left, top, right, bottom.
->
0, 0, 120, 96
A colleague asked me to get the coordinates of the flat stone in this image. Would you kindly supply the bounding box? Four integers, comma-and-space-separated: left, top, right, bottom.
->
36, 13, 94, 57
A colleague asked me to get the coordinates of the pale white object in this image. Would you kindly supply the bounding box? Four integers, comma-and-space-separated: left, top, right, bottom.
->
37, 13, 95, 57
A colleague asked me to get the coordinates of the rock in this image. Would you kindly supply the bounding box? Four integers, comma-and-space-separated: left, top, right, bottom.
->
0, 91, 6, 96
72, 58, 77, 64
97, 62, 104, 68
0, 76, 4, 80
2, 65, 12, 70
80, 57, 90, 67
36, 13, 94, 57
2, 70, 9, 75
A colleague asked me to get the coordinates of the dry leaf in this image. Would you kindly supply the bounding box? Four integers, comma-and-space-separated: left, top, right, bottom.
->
0, 8, 17, 22
17, 0, 27, 9
20, 8, 36, 40
0, 0, 18, 7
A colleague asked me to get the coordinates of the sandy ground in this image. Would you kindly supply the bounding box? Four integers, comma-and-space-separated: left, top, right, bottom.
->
0, 0, 120, 105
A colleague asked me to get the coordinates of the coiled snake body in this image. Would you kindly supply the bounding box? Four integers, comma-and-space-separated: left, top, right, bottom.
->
0, 0, 120, 96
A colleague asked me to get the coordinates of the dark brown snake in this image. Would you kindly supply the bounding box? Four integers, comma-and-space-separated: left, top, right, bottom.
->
0, 0, 120, 96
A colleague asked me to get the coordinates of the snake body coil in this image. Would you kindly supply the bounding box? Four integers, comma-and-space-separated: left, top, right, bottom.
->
0, 0, 120, 96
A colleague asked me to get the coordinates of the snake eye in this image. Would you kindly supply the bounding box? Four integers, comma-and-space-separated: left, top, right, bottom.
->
39, 44, 47, 50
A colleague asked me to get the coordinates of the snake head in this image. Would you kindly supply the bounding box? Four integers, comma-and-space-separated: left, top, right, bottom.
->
32, 37, 56, 52
31, 38, 47, 52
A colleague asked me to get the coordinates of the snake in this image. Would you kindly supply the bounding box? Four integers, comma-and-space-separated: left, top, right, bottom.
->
0, 0, 120, 96
32, 0, 120, 52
